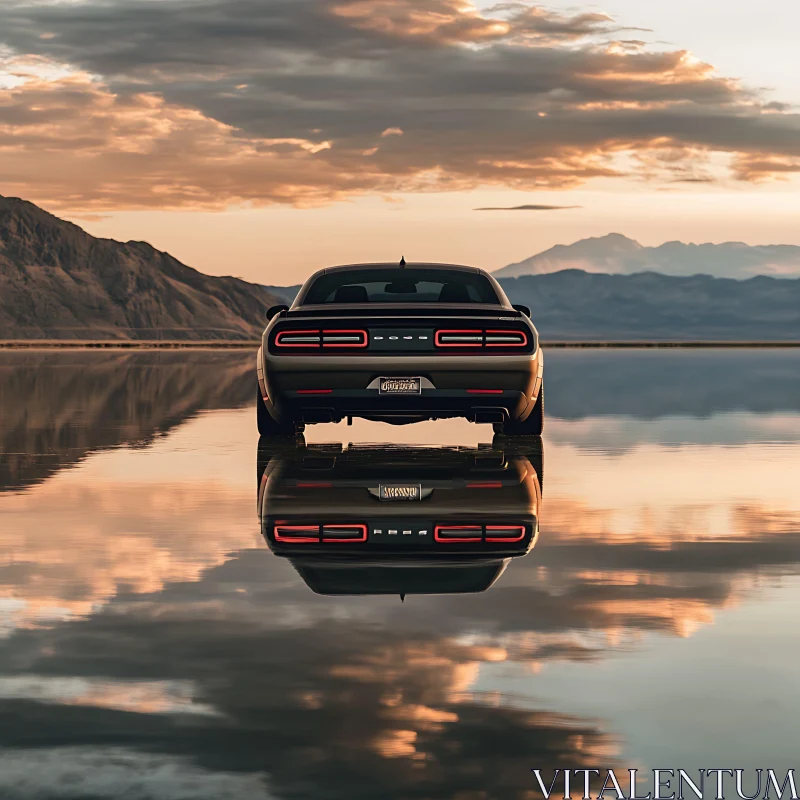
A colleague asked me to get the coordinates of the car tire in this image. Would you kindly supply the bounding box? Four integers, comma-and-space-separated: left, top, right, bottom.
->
494, 381, 544, 436
257, 388, 301, 437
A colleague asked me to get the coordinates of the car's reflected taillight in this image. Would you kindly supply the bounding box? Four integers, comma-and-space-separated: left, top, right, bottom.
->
434, 525, 483, 542
485, 525, 526, 542
274, 525, 320, 543
434, 524, 527, 543
321, 524, 368, 542
273, 523, 367, 543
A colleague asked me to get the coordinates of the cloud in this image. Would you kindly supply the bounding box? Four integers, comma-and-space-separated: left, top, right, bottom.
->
474, 203, 581, 210
1, 0, 800, 209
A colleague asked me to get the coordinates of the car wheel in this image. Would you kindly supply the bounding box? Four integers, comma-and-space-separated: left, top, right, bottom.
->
494, 381, 544, 436
257, 387, 300, 437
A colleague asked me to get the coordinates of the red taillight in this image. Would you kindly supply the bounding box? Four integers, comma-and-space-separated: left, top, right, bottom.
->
435, 328, 530, 349
485, 330, 528, 347
435, 330, 483, 347
466, 389, 504, 394
322, 524, 368, 542
274, 329, 367, 349
274, 524, 320, 543
297, 389, 333, 394
466, 482, 503, 489
434, 525, 483, 542
322, 329, 367, 348
433, 524, 527, 543
275, 330, 321, 348
485, 525, 526, 542
273, 523, 367, 543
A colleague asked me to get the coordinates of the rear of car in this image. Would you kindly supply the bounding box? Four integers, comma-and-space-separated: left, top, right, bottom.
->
256, 263, 544, 435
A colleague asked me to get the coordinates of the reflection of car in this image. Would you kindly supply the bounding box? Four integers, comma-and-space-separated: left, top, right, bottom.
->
257, 437, 543, 596
256, 263, 544, 438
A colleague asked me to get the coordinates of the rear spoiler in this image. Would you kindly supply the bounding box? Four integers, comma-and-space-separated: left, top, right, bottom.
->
284, 304, 522, 319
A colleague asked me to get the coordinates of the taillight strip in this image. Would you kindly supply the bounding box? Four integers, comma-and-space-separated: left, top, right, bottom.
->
485, 525, 526, 542
435, 330, 483, 347
274, 524, 320, 543
485, 329, 528, 347
274, 523, 368, 543
434, 525, 483, 543
321, 524, 368, 543
435, 329, 530, 349
433, 524, 527, 543
275, 330, 321, 347
322, 329, 368, 348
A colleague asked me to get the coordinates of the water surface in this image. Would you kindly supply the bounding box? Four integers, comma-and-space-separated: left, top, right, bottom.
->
1, 349, 799, 799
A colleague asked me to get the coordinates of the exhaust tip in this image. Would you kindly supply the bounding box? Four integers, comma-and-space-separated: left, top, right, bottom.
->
472, 408, 507, 424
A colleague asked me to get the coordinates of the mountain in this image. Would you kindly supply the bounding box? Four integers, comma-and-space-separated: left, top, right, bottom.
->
495, 233, 800, 279
0, 195, 281, 340
501, 271, 800, 341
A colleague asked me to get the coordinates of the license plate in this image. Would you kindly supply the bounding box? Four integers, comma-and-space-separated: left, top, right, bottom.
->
379, 484, 422, 501
379, 377, 421, 394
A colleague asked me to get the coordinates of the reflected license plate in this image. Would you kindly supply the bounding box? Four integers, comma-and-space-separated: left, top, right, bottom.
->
379, 484, 422, 501
379, 377, 421, 394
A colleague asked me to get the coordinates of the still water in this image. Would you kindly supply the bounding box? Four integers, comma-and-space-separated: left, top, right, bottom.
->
0, 349, 799, 799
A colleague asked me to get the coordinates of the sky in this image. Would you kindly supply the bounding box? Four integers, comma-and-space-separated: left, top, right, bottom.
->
1, 0, 800, 284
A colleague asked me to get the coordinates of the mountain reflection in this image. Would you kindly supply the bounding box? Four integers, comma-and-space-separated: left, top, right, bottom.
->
0, 350, 254, 492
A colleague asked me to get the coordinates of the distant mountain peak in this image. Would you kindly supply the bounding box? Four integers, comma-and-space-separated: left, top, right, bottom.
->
586, 232, 640, 245
494, 232, 800, 280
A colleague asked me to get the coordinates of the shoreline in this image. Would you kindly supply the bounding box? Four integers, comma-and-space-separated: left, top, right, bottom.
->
3, 340, 800, 349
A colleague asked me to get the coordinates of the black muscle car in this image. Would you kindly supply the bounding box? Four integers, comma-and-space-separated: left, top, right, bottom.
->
256, 262, 544, 437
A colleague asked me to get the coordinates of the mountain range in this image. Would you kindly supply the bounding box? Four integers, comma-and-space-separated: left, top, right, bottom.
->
494, 233, 800, 279
4, 194, 800, 342
0, 195, 280, 340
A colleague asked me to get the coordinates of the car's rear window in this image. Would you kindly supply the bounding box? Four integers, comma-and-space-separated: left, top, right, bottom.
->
300, 268, 500, 305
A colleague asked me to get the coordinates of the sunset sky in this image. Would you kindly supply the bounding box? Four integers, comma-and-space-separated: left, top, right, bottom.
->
2, 0, 800, 284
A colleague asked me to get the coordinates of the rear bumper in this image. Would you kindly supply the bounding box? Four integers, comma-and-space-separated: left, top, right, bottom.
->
260, 350, 542, 423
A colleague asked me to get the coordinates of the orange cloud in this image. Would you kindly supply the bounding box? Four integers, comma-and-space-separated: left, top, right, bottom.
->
0, 0, 798, 210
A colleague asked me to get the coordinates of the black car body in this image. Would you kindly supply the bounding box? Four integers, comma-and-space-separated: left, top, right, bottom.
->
256, 263, 544, 436
256, 439, 543, 595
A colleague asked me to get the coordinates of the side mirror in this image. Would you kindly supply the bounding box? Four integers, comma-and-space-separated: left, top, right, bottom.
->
266, 304, 289, 321
512, 304, 531, 318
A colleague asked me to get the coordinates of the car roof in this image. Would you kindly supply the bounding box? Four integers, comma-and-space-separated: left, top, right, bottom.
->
311, 262, 484, 276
